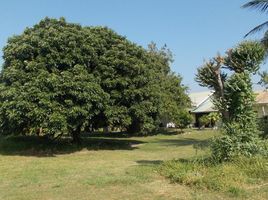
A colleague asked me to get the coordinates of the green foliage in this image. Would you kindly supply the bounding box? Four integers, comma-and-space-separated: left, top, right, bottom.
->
0, 17, 190, 140
0, 64, 107, 138
199, 113, 221, 127
225, 73, 257, 123
196, 41, 266, 162
144, 43, 190, 132
176, 110, 193, 129
211, 130, 265, 162
259, 70, 268, 89
211, 72, 263, 161
195, 56, 229, 121
208, 112, 221, 125
199, 115, 211, 127
195, 56, 227, 92
225, 41, 265, 73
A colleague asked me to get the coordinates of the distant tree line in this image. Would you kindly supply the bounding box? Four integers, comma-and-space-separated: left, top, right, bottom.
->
0, 18, 190, 143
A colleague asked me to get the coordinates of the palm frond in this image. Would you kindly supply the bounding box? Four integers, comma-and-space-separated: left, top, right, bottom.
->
242, 0, 268, 13
245, 20, 268, 37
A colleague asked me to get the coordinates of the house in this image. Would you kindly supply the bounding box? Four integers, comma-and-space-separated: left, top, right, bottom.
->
189, 90, 268, 127
189, 91, 217, 127
255, 90, 268, 118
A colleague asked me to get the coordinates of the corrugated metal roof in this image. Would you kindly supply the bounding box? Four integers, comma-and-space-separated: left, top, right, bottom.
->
191, 95, 217, 113
189, 91, 214, 108
189, 90, 268, 114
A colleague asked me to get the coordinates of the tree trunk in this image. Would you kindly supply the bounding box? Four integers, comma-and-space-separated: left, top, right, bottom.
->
103, 126, 110, 133
127, 120, 141, 134
71, 126, 82, 145
35, 127, 43, 136
214, 63, 229, 121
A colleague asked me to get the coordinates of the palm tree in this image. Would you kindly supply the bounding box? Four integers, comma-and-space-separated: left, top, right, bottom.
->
243, 1, 268, 89
243, 0, 268, 38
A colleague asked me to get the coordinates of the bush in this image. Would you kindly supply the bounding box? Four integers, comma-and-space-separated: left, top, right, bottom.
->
176, 110, 193, 130
199, 115, 211, 127
199, 113, 221, 128
211, 122, 267, 162
211, 135, 264, 162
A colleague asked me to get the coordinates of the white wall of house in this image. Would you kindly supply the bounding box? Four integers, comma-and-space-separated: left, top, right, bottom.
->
254, 104, 268, 118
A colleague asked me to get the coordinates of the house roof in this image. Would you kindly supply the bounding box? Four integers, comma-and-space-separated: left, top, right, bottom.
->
189, 90, 268, 114
255, 90, 268, 104
188, 91, 214, 108
191, 95, 217, 113
189, 91, 216, 113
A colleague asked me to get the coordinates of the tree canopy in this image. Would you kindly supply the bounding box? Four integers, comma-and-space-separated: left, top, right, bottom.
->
0, 17, 190, 142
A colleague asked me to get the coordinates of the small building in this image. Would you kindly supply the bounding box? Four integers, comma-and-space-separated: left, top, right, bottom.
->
255, 90, 268, 118
189, 90, 268, 127
189, 91, 216, 127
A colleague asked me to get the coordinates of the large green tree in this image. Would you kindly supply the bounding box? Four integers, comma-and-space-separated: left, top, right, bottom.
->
0, 18, 109, 143
0, 17, 190, 142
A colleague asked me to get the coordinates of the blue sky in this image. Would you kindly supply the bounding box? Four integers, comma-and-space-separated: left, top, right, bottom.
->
0, 0, 267, 91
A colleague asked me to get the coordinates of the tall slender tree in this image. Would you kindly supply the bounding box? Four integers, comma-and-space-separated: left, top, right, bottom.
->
196, 41, 266, 161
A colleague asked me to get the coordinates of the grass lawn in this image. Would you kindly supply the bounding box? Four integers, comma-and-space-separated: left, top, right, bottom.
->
0, 129, 267, 200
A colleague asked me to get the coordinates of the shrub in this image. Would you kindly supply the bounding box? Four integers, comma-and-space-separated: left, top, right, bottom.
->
211, 121, 267, 162
176, 110, 193, 130
199, 115, 211, 127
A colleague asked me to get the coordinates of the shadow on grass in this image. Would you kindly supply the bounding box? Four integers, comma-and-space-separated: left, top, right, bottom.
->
82, 132, 132, 138
136, 160, 163, 166
0, 136, 145, 157
156, 137, 210, 147
82, 128, 183, 138
153, 129, 184, 136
